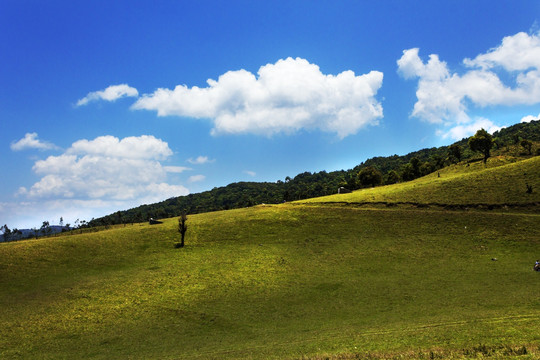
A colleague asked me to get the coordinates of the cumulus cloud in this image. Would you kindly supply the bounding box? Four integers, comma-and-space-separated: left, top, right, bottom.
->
22, 135, 189, 202
67, 135, 172, 160
463, 31, 540, 72
132, 57, 384, 138
243, 170, 256, 177
521, 112, 540, 123
10, 133, 59, 151
77, 84, 139, 106
398, 31, 540, 135
187, 156, 214, 165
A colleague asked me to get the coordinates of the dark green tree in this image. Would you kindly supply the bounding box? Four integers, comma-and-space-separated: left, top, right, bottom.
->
468, 128, 494, 164
385, 170, 400, 185
410, 157, 421, 178
344, 172, 359, 190
419, 161, 434, 177
520, 139, 533, 155
493, 137, 504, 150
430, 154, 445, 169
512, 132, 522, 145
358, 166, 383, 187
448, 144, 462, 163
401, 163, 415, 181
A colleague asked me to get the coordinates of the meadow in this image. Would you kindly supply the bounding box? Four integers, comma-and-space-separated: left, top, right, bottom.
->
1, 157, 540, 359
300, 156, 540, 207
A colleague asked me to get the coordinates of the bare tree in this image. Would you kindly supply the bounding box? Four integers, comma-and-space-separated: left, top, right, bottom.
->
176, 212, 188, 248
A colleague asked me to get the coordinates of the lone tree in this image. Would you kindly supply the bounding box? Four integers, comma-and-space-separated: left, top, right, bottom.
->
468, 128, 493, 164
176, 212, 188, 248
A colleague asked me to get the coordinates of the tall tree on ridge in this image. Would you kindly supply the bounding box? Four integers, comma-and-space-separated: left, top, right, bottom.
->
468, 129, 494, 164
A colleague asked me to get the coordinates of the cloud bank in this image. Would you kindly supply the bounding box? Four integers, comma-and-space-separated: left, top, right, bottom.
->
398, 31, 540, 139
77, 84, 139, 106
132, 57, 384, 138
19, 135, 188, 204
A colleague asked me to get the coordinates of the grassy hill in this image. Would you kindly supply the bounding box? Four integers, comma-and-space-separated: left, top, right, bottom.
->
299, 156, 540, 208
87, 120, 540, 228
1, 158, 540, 359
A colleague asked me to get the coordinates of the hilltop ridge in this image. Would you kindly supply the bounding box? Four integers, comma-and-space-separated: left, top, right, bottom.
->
298, 155, 540, 208
89, 120, 539, 227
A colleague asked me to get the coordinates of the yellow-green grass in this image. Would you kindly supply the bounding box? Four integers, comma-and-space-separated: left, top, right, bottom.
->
1, 204, 539, 359
298, 156, 540, 207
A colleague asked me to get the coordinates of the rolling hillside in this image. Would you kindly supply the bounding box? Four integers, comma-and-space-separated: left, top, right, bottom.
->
88, 120, 540, 228
1, 156, 539, 359
299, 156, 540, 208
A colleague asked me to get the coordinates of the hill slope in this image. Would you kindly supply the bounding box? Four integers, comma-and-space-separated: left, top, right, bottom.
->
1, 157, 540, 359
299, 156, 540, 207
88, 120, 540, 227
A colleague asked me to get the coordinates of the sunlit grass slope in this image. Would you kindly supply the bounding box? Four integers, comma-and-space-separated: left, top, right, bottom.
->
299, 156, 540, 206
1, 203, 540, 359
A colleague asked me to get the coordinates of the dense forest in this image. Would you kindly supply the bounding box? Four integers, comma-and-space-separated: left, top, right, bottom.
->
87, 120, 540, 227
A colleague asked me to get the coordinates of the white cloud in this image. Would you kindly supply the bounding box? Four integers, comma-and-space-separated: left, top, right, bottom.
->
398, 31, 540, 134
77, 84, 139, 106
188, 175, 206, 183
187, 156, 214, 165
132, 57, 384, 138
22, 135, 189, 203
10, 133, 59, 151
67, 135, 172, 160
244, 170, 256, 177
164, 166, 191, 173
463, 32, 540, 71
521, 112, 540, 123
436, 118, 502, 141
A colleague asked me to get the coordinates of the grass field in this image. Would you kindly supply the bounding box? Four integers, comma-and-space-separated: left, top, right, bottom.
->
299, 156, 540, 207
1, 158, 540, 359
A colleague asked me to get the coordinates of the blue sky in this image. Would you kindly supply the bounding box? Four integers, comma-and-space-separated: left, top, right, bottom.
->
2, 1, 540, 229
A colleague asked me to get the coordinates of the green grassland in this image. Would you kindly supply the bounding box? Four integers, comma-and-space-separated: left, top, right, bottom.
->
299, 156, 540, 207
1, 158, 540, 359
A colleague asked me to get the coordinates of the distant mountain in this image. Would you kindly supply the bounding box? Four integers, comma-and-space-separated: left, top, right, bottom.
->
81, 119, 539, 226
